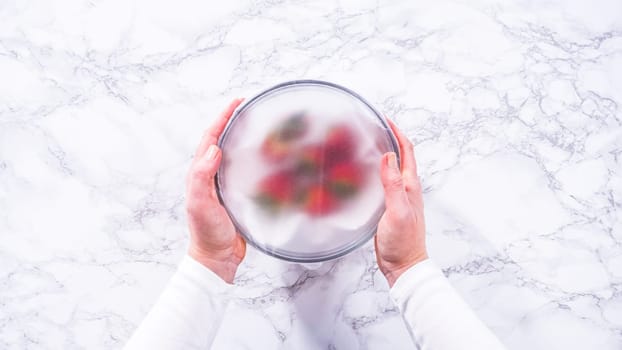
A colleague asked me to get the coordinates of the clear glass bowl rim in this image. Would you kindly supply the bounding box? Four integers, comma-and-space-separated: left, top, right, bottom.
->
215, 79, 401, 263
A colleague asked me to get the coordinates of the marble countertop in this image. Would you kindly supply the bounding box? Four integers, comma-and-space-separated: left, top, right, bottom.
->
1, 0, 621, 349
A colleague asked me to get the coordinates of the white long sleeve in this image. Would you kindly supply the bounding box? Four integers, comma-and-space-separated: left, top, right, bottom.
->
124, 255, 232, 350
126, 257, 505, 350
390, 259, 506, 350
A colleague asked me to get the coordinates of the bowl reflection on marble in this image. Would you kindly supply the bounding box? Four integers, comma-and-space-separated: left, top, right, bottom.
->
216, 80, 399, 262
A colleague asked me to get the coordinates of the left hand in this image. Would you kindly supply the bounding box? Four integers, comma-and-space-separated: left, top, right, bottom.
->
186, 98, 246, 283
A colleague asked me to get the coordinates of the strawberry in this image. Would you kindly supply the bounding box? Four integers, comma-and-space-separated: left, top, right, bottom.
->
276, 112, 308, 141
261, 134, 291, 162
324, 124, 356, 166
295, 144, 326, 175
254, 171, 296, 212
260, 112, 308, 162
327, 162, 363, 198
299, 184, 338, 216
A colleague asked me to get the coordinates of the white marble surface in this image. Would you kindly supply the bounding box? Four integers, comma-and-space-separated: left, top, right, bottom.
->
1, 0, 621, 349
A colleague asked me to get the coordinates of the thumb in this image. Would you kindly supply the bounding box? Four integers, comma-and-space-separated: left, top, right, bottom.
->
191, 144, 222, 193
380, 152, 409, 211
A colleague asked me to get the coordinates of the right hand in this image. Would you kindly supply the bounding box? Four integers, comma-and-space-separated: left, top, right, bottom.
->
375, 120, 428, 287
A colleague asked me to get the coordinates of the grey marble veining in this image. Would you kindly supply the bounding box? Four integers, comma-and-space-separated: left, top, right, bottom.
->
1, 0, 621, 349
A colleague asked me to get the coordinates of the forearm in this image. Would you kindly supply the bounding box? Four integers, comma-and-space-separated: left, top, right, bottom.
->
390, 259, 505, 350
125, 255, 232, 350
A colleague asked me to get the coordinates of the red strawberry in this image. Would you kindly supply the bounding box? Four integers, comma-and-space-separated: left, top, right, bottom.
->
325, 125, 356, 166
327, 162, 363, 198
261, 133, 291, 162
254, 171, 296, 211
295, 144, 326, 175
300, 184, 338, 216
260, 113, 308, 162
276, 112, 308, 141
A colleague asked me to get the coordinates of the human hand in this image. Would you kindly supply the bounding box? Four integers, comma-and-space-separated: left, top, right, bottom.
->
186, 99, 246, 283
375, 120, 428, 287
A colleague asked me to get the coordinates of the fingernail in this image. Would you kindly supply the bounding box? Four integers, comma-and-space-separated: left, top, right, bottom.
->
206, 145, 218, 160
387, 152, 398, 169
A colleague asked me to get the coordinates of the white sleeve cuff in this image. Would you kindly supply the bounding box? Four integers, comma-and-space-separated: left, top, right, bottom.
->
388, 259, 507, 350
389, 258, 442, 304
124, 255, 235, 350
178, 254, 233, 296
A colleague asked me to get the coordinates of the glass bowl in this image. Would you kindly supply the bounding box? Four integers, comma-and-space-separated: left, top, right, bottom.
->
216, 80, 399, 262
